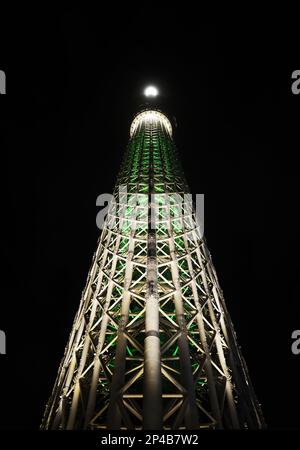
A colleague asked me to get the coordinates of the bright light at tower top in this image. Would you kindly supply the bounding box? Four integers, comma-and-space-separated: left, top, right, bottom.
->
144, 86, 158, 97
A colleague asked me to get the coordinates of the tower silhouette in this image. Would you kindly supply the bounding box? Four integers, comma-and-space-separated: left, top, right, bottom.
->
42, 107, 264, 430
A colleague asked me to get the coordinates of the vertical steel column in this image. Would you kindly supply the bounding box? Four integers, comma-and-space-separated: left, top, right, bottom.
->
84, 234, 122, 428
195, 238, 240, 428
67, 232, 121, 429
158, 125, 198, 429
106, 234, 135, 429
143, 120, 163, 429
182, 232, 223, 428
169, 237, 199, 429
44, 227, 110, 429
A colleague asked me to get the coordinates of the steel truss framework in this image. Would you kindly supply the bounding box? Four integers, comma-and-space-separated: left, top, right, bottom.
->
42, 109, 265, 430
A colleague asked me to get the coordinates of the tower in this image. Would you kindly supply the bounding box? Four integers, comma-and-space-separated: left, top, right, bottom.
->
41, 103, 264, 430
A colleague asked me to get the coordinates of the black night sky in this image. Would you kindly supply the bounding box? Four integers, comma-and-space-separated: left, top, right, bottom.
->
0, 7, 299, 433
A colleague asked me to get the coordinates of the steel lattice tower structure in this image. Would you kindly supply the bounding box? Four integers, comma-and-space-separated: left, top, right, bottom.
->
42, 107, 264, 430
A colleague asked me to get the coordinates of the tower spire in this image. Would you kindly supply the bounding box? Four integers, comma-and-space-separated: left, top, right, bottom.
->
41, 102, 265, 430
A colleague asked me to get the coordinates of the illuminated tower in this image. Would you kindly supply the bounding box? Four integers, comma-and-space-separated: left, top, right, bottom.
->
41, 101, 264, 430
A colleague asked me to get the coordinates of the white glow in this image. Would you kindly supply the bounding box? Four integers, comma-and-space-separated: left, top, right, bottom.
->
144, 86, 158, 97
130, 110, 172, 137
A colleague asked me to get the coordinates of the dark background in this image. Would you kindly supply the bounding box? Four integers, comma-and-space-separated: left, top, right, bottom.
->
0, 7, 299, 430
